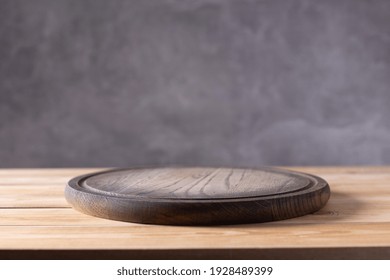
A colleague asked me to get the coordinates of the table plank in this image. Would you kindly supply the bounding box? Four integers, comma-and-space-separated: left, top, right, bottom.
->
0, 168, 103, 208
0, 223, 389, 250
1, 195, 390, 225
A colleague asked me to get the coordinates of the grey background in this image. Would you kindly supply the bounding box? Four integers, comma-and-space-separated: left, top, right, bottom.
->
1, 0, 390, 168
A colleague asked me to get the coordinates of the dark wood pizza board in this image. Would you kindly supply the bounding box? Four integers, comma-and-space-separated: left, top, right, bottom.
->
65, 167, 330, 225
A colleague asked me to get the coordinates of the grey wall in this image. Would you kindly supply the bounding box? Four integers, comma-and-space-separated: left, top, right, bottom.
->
1, 0, 390, 168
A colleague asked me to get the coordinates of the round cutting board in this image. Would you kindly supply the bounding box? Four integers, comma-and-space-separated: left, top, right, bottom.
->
65, 167, 330, 225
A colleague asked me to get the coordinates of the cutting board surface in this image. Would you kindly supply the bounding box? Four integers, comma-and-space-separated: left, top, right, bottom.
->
65, 167, 330, 225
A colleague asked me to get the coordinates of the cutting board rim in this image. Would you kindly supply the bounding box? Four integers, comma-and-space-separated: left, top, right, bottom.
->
67, 166, 327, 202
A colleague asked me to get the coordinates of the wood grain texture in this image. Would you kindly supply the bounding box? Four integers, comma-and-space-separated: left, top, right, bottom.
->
0, 167, 389, 259
65, 167, 330, 225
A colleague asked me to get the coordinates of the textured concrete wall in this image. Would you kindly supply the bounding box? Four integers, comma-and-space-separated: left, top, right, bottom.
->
1, 0, 390, 167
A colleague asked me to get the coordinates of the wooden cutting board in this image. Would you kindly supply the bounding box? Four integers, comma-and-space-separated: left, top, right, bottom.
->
65, 167, 330, 225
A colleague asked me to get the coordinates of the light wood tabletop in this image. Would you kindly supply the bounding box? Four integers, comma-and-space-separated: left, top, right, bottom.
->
0, 167, 389, 259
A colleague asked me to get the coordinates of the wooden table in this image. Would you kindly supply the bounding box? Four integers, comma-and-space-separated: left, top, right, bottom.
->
1, 167, 389, 259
